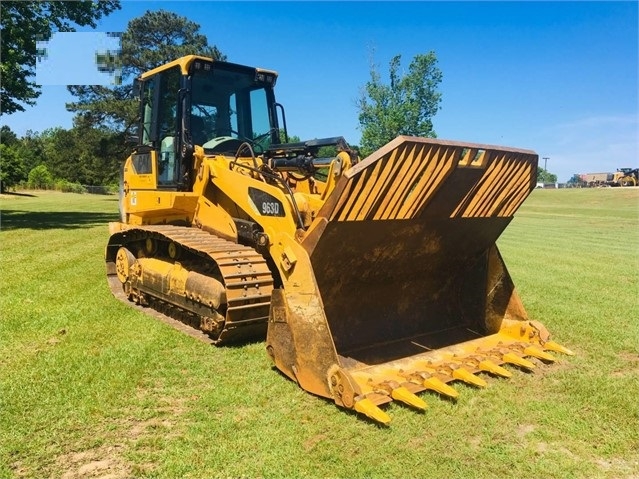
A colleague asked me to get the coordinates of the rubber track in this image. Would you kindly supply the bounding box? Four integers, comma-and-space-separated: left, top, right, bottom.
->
106, 225, 274, 344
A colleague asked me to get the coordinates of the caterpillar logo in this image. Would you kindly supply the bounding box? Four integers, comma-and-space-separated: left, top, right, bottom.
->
248, 187, 285, 217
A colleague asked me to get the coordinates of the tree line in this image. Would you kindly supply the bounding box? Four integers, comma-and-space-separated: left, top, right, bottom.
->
0, 122, 124, 193
1, 3, 446, 193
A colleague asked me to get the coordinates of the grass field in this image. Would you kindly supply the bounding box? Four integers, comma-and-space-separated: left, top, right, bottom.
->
1, 188, 638, 479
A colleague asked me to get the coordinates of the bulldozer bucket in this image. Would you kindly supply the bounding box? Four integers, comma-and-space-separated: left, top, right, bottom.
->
266, 136, 573, 423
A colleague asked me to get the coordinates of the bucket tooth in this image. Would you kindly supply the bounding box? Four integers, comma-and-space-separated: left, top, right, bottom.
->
452, 368, 487, 388
478, 359, 512, 378
353, 397, 391, 425
543, 340, 575, 356
423, 376, 459, 399
523, 345, 556, 362
391, 386, 428, 410
502, 352, 536, 370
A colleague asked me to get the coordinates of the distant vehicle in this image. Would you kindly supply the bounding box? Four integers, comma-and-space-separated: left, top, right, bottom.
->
576, 169, 638, 188
613, 168, 638, 187
579, 172, 612, 187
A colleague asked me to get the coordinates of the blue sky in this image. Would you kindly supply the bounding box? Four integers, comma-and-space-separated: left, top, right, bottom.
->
2, 1, 637, 182
36, 32, 121, 86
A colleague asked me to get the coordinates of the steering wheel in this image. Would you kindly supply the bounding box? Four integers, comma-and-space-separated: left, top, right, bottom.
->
224, 129, 274, 154
202, 136, 244, 153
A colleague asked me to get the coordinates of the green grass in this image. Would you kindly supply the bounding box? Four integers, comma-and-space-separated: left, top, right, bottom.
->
1, 189, 638, 479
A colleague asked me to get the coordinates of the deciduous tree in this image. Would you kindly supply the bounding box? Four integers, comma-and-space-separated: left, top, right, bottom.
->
1, 126, 27, 192
27, 164, 54, 189
537, 167, 557, 184
0, 144, 26, 192
357, 52, 442, 157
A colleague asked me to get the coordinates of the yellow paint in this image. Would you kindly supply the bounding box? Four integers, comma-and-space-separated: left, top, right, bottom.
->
353, 398, 391, 425
391, 387, 427, 410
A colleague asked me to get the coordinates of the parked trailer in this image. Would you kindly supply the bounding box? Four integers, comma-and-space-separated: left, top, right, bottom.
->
579, 172, 613, 187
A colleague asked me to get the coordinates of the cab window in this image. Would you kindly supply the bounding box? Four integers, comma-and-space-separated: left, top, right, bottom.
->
156, 67, 181, 185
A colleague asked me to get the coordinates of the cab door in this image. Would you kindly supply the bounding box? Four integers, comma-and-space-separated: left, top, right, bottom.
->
128, 66, 183, 191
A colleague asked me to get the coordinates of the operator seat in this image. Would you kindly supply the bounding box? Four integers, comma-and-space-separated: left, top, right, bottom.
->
190, 115, 208, 146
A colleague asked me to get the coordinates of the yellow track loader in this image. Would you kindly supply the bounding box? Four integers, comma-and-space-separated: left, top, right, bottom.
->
106, 55, 572, 424
614, 168, 639, 187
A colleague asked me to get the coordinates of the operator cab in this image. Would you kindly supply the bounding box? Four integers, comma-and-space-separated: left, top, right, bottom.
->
133, 56, 280, 190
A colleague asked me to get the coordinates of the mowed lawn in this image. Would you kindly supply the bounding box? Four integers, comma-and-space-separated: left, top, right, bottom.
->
1, 189, 637, 479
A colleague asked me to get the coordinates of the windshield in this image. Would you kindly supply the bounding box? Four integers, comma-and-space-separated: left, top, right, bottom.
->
189, 64, 276, 150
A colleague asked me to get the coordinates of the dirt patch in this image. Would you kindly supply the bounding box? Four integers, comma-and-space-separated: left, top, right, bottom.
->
50, 413, 177, 479
617, 351, 639, 364
596, 457, 639, 478
10, 389, 190, 478
618, 351, 639, 366
128, 417, 177, 439
611, 351, 639, 378
533, 442, 578, 459
466, 436, 482, 450
57, 445, 130, 479
531, 357, 576, 379
303, 433, 328, 451
516, 424, 536, 438
535, 442, 548, 454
